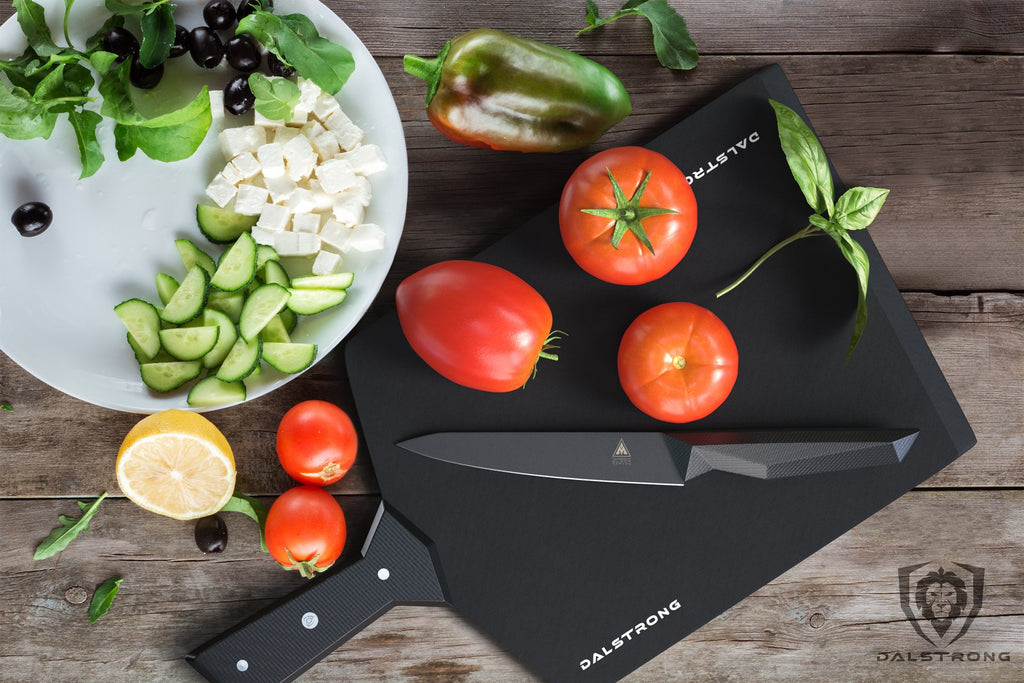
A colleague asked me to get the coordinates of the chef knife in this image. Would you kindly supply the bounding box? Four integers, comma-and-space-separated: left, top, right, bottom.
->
396, 429, 918, 485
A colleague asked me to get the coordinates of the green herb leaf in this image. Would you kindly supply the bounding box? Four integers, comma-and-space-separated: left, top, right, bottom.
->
88, 576, 122, 622
831, 231, 871, 360
769, 99, 834, 217
0, 401, 12, 412
13, 0, 60, 57
68, 109, 105, 178
248, 73, 300, 122
220, 493, 268, 552
138, 2, 175, 68
832, 186, 890, 231
34, 492, 108, 560
89, 50, 119, 73
0, 83, 58, 140
578, 0, 698, 70
104, 0, 168, 16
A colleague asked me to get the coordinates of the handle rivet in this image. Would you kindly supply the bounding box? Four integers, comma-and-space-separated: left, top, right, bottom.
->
236, 660, 249, 672
301, 612, 319, 629
378, 568, 390, 581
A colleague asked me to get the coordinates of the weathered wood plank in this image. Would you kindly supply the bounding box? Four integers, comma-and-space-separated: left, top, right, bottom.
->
1, 491, 1020, 681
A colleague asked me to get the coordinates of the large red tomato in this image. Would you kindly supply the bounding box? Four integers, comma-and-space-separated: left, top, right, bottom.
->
559, 146, 697, 285
618, 302, 738, 423
265, 485, 347, 579
396, 260, 559, 392
276, 400, 358, 485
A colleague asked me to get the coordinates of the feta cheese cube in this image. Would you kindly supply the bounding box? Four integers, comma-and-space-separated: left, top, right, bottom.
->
302, 120, 327, 140
346, 176, 372, 206
234, 183, 270, 215
315, 158, 357, 194
256, 203, 291, 232
319, 219, 352, 252
272, 126, 301, 146
283, 135, 317, 181
219, 162, 244, 186
310, 131, 341, 161
324, 110, 363, 150
346, 223, 386, 252
287, 106, 309, 126
331, 193, 365, 226
337, 144, 387, 176
254, 109, 286, 129
209, 90, 224, 120
256, 142, 286, 179
312, 249, 343, 275
286, 188, 316, 214
264, 175, 297, 204
307, 180, 335, 211
274, 230, 321, 257
292, 212, 322, 234
218, 126, 266, 160
297, 78, 321, 111
230, 152, 261, 180
250, 226, 280, 247
312, 93, 341, 122
205, 174, 237, 207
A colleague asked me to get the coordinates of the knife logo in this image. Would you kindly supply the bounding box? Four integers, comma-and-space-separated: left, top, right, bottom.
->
612, 439, 631, 466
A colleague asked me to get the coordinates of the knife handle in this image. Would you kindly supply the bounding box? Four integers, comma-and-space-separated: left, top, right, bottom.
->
187, 506, 446, 683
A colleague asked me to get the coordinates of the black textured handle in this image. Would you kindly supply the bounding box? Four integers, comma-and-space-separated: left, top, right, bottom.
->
187, 506, 446, 683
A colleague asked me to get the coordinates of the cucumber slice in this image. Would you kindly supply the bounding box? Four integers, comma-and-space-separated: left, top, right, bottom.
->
286, 288, 347, 315
261, 342, 317, 374
161, 265, 210, 324
255, 244, 280, 271
155, 273, 179, 306
261, 259, 290, 288
260, 315, 291, 343
127, 331, 174, 364
139, 360, 203, 392
196, 204, 258, 244
158, 325, 220, 361
114, 298, 162, 359
279, 307, 298, 334
211, 232, 257, 292
202, 308, 238, 369
207, 289, 245, 323
175, 238, 217, 276
289, 272, 354, 290
216, 336, 262, 382
239, 283, 290, 342
187, 376, 246, 407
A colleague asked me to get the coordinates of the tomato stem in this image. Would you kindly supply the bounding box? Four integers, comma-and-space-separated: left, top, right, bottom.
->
579, 168, 677, 254
525, 330, 566, 386
715, 224, 818, 298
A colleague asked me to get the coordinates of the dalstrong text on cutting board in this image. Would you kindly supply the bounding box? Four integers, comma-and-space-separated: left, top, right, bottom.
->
685, 131, 760, 185
579, 598, 682, 671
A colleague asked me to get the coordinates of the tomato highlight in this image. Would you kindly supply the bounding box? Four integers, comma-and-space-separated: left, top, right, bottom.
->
276, 400, 358, 486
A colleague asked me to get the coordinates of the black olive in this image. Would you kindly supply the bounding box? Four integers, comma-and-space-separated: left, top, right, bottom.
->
237, 0, 272, 21
195, 515, 228, 553
203, 0, 237, 30
169, 25, 190, 58
224, 74, 255, 115
225, 35, 261, 73
267, 53, 294, 78
11, 202, 52, 237
102, 27, 140, 63
129, 57, 164, 89
189, 27, 224, 69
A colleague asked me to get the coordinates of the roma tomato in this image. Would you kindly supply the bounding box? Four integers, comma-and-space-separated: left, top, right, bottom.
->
276, 400, 358, 485
265, 485, 347, 578
559, 146, 696, 285
396, 260, 560, 392
618, 302, 738, 423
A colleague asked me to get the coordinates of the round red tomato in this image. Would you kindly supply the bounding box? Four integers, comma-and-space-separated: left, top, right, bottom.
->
276, 400, 358, 485
618, 302, 738, 423
396, 260, 559, 392
559, 146, 697, 285
265, 485, 347, 578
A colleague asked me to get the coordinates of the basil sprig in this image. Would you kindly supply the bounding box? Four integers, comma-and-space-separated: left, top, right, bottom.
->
247, 73, 300, 122
578, 0, 698, 71
34, 492, 108, 560
716, 99, 889, 361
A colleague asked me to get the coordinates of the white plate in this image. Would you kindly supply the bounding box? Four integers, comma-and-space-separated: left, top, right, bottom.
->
0, 0, 407, 413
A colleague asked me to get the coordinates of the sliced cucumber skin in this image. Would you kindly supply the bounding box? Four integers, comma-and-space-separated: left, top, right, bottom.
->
196, 204, 258, 245
261, 260, 291, 288
161, 266, 210, 325
290, 272, 354, 290
239, 283, 291, 342
114, 298, 162, 359
261, 342, 318, 374
175, 239, 217, 276
216, 336, 262, 382
155, 273, 180, 306
286, 288, 347, 315
255, 244, 280, 272
139, 361, 203, 392
158, 326, 220, 361
260, 315, 291, 344
211, 232, 257, 293
187, 376, 246, 407
202, 308, 239, 369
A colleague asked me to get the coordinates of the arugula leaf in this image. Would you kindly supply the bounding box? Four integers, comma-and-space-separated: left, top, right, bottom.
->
34, 492, 108, 560
0, 84, 58, 140
248, 73, 300, 122
139, 3, 175, 68
220, 493, 268, 552
769, 99, 834, 216
68, 109, 105, 178
104, 0, 171, 16
578, 0, 698, 70
13, 0, 60, 57
0, 401, 12, 412
89, 576, 122, 622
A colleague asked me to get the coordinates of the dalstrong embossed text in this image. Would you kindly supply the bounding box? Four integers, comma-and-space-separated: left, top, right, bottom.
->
685, 132, 760, 185
579, 599, 682, 671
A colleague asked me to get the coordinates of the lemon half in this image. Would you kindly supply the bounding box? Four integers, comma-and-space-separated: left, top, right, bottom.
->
116, 410, 236, 520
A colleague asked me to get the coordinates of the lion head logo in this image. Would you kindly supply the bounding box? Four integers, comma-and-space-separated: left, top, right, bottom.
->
899, 561, 984, 647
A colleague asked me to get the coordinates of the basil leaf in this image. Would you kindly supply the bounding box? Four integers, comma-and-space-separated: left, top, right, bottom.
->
139, 2, 175, 68
220, 493, 268, 552
832, 186, 890, 231
770, 99, 834, 217
68, 109, 105, 178
584, 0, 600, 25
579, 0, 697, 70
236, 11, 285, 62
248, 73, 300, 122
831, 230, 870, 361
34, 492, 108, 560
89, 576, 122, 623
13, 0, 60, 57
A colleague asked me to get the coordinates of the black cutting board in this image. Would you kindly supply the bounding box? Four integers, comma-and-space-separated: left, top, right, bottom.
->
344, 64, 975, 682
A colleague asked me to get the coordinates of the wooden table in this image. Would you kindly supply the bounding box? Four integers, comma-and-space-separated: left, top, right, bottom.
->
2, 1, 1022, 680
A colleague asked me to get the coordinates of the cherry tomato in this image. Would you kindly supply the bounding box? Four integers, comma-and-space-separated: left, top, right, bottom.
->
559, 146, 697, 285
265, 485, 347, 578
396, 260, 560, 392
618, 302, 738, 423
276, 400, 358, 485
